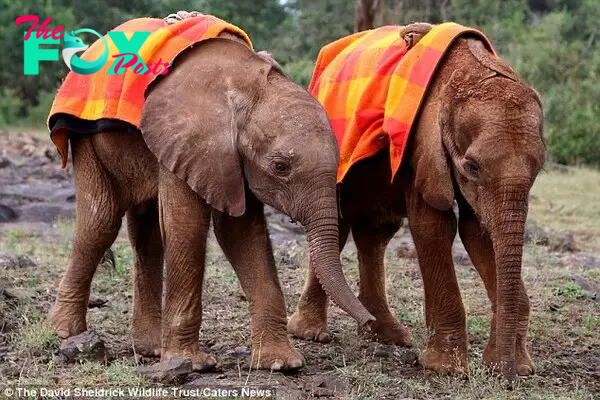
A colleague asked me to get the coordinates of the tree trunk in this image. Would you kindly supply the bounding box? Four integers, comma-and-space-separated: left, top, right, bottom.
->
440, 0, 448, 22
354, 0, 380, 32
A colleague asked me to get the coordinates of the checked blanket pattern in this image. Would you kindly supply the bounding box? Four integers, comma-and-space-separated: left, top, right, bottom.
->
48, 14, 251, 167
309, 22, 495, 182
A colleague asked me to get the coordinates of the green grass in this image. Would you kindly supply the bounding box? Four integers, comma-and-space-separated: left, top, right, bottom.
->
54, 217, 75, 256
73, 360, 148, 386
467, 315, 490, 337
18, 319, 60, 356
0, 229, 40, 255
530, 165, 600, 253
553, 283, 586, 299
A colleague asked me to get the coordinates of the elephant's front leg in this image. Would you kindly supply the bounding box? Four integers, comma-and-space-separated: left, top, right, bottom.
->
406, 186, 468, 374
458, 201, 534, 376
212, 195, 304, 371
158, 168, 216, 371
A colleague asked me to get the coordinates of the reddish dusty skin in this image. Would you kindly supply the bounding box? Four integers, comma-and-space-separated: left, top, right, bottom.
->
289, 36, 545, 382
49, 34, 374, 373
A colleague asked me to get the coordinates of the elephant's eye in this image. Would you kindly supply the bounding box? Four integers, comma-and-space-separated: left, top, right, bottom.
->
463, 159, 480, 178
272, 160, 291, 176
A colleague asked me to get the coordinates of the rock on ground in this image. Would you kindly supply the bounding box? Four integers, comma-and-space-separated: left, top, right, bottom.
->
58, 330, 108, 364
136, 357, 193, 383
0, 253, 37, 269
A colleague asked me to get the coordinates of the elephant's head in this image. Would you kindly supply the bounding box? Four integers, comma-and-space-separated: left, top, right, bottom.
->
412, 37, 545, 379
140, 38, 375, 329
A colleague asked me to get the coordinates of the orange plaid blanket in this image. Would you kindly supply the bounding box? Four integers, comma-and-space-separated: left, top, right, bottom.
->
309, 22, 495, 182
48, 14, 251, 167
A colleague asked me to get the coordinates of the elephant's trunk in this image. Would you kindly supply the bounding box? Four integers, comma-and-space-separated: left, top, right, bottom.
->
488, 182, 529, 381
302, 192, 375, 330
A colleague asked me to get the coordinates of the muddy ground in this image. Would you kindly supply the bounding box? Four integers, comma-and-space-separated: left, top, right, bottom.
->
1, 130, 599, 399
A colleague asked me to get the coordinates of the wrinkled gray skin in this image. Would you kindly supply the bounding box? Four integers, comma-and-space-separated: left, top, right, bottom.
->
48, 35, 374, 372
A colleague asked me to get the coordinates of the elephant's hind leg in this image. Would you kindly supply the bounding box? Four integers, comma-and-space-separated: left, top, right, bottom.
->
353, 221, 413, 346
213, 194, 304, 371
49, 137, 125, 338
127, 200, 163, 357
287, 221, 350, 343
458, 201, 534, 376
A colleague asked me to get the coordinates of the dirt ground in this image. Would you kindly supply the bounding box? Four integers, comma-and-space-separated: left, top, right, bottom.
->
1, 130, 599, 399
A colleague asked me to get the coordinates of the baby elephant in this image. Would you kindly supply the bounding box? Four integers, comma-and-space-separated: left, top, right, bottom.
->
289, 23, 545, 381
48, 15, 373, 372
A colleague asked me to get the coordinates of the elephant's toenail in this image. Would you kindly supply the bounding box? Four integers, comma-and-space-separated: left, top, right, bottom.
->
517, 364, 534, 376
289, 357, 304, 369
270, 359, 284, 370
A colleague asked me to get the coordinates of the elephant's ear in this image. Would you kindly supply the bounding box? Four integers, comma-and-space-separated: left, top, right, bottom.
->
140, 69, 246, 217
255, 51, 287, 77
412, 82, 455, 211
467, 38, 519, 82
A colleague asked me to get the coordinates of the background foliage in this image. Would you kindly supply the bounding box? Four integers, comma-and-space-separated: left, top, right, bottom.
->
0, 0, 598, 166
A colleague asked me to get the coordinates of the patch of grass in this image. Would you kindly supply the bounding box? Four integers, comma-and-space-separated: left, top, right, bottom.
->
524, 390, 598, 400
206, 258, 241, 294
396, 306, 424, 328
9, 359, 148, 387
205, 240, 243, 294
94, 244, 133, 292
336, 352, 599, 399
73, 360, 147, 386
553, 283, 585, 299
530, 166, 600, 253
337, 364, 395, 398
18, 319, 60, 356
0, 229, 39, 255
112, 245, 133, 277
529, 308, 554, 341
582, 313, 599, 331
467, 315, 489, 337
429, 360, 507, 399
525, 243, 562, 270
54, 217, 75, 256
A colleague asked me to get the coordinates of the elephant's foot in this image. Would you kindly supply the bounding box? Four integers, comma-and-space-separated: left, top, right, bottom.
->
364, 317, 413, 346
132, 325, 161, 357
250, 339, 305, 371
515, 347, 535, 376
483, 339, 535, 377
48, 300, 87, 339
162, 349, 217, 372
420, 340, 468, 374
287, 310, 331, 343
